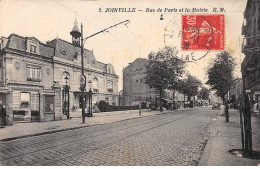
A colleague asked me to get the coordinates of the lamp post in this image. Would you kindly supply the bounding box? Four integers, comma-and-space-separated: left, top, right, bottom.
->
78, 20, 130, 123
88, 80, 93, 117
80, 24, 86, 124
64, 75, 70, 120
156, 94, 159, 110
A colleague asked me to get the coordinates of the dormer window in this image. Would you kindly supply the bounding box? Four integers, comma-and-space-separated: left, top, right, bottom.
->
74, 52, 78, 61
26, 37, 39, 54
30, 43, 37, 53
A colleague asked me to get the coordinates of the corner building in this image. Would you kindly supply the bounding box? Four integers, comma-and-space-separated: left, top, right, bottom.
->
0, 21, 118, 125
242, 0, 260, 108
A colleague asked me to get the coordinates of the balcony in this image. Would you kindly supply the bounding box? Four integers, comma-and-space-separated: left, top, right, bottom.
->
108, 88, 113, 93
242, 35, 260, 53
27, 77, 41, 82
93, 89, 99, 93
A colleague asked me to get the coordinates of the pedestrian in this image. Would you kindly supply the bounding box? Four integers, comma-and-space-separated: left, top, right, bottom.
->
0, 103, 7, 128
252, 101, 258, 114
257, 102, 259, 115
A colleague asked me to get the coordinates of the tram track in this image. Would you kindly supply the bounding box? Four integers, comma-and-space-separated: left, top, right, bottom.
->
0, 109, 197, 165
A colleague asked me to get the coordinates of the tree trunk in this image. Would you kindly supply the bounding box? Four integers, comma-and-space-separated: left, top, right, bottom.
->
159, 89, 163, 112
184, 92, 185, 109
239, 97, 245, 150
225, 100, 229, 122
244, 93, 253, 155
223, 98, 229, 122
172, 90, 175, 110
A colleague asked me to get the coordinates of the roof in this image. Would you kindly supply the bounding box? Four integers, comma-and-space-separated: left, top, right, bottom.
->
5, 33, 54, 58
70, 21, 81, 35
2, 33, 117, 76
123, 58, 150, 75
47, 38, 108, 72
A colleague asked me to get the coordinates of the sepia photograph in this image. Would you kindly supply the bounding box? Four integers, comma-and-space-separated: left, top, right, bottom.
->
0, 0, 259, 166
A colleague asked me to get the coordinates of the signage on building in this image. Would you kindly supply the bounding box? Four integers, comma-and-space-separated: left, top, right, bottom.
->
80, 75, 86, 90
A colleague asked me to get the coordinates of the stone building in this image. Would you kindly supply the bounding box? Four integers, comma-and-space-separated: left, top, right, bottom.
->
0, 21, 118, 125
122, 58, 157, 106
122, 58, 185, 107
229, 78, 242, 107
242, 0, 260, 108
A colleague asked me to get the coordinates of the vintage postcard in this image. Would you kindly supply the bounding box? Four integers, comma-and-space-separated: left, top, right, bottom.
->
0, 0, 259, 166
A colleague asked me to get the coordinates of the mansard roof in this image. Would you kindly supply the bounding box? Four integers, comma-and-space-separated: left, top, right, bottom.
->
2, 33, 117, 76
5, 33, 54, 58
47, 38, 108, 72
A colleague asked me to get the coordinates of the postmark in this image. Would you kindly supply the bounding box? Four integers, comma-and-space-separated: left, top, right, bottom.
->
164, 14, 225, 62
182, 14, 225, 51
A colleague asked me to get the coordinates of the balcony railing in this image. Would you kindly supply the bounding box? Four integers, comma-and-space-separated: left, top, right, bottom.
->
93, 89, 99, 93
108, 88, 113, 93
27, 77, 41, 82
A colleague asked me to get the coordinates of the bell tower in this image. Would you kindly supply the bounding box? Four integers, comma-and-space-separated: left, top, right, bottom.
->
70, 20, 81, 46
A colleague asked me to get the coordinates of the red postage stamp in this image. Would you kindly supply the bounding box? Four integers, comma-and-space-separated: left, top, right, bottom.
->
182, 14, 225, 51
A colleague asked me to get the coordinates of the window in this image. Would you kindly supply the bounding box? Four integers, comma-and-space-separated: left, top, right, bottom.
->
45, 96, 54, 112
107, 81, 113, 89
107, 81, 113, 92
30, 43, 37, 53
93, 78, 98, 93
20, 92, 30, 108
74, 52, 78, 61
27, 66, 41, 82
136, 79, 138, 83
140, 68, 142, 71
21, 92, 30, 102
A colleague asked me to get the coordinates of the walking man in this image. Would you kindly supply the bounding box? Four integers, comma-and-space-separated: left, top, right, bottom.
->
0, 102, 7, 128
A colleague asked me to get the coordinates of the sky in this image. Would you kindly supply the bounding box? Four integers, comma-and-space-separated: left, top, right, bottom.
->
0, 0, 248, 91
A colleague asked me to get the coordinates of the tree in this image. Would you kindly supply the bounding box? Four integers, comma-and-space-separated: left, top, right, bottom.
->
178, 74, 202, 102
198, 87, 210, 101
145, 46, 184, 112
206, 51, 235, 122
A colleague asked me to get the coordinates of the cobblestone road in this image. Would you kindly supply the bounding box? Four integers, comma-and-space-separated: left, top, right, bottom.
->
0, 107, 217, 166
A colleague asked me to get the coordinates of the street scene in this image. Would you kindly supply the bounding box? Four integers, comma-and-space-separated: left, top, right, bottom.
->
0, 0, 260, 166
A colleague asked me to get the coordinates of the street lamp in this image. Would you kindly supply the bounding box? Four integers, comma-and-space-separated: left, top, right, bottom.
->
63, 75, 70, 119
71, 20, 130, 123
88, 80, 93, 117
156, 94, 159, 110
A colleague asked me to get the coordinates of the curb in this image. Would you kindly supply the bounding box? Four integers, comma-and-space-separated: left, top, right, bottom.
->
0, 107, 204, 142
198, 114, 219, 166
0, 111, 168, 142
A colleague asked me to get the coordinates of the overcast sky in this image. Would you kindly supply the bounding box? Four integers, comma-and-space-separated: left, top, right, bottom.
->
0, 0, 247, 91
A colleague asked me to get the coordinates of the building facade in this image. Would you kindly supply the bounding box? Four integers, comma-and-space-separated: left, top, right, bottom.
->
122, 58, 186, 107
242, 0, 260, 108
229, 78, 242, 107
123, 58, 157, 106
0, 21, 118, 125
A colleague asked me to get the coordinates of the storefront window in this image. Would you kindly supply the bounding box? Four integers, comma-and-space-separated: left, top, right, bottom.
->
45, 96, 54, 112
20, 92, 30, 108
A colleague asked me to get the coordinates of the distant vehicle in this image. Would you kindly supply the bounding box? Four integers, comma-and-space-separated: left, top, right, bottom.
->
212, 103, 220, 110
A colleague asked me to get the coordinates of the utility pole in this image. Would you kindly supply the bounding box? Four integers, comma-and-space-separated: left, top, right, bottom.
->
81, 23, 86, 124
139, 94, 141, 115
79, 20, 130, 123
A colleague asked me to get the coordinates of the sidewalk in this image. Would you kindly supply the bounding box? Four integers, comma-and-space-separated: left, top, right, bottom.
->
0, 109, 164, 141
199, 109, 260, 166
